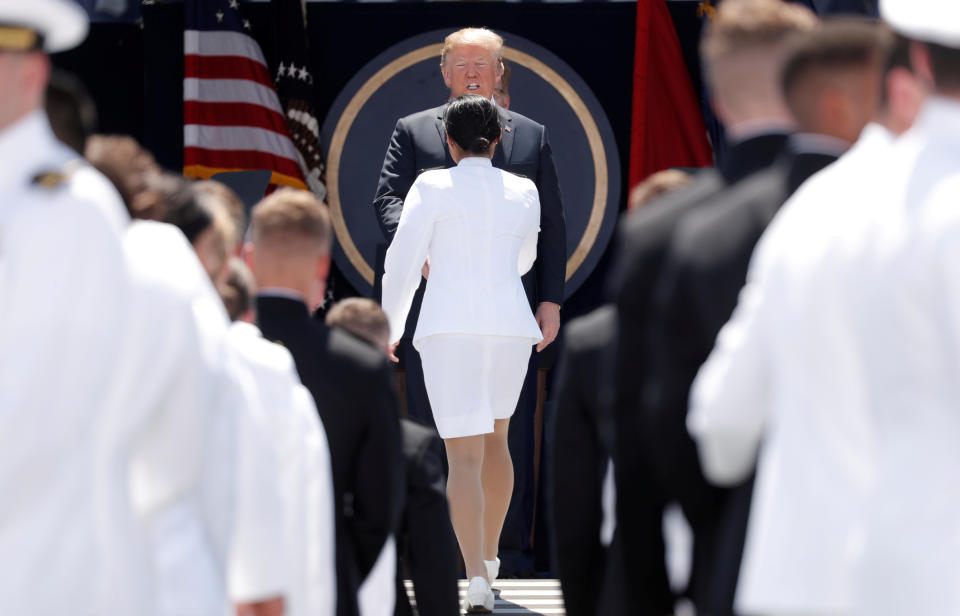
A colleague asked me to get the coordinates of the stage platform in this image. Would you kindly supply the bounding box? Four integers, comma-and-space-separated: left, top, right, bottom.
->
404, 578, 566, 615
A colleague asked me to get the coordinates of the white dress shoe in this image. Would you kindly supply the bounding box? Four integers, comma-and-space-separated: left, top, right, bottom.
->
463, 576, 494, 613
484, 557, 500, 583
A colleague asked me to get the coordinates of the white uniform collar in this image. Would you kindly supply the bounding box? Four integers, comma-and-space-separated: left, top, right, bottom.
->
914, 95, 960, 143
0, 109, 62, 191
457, 157, 493, 167
230, 320, 263, 339
855, 122, 895, 150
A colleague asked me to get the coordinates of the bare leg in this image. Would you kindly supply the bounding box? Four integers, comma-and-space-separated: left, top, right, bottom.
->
481, 418, 513, 562
444, 434, 487, 581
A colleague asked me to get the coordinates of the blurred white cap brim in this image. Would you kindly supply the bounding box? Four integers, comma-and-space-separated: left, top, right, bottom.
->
0, 0, 88, 53
881, 0, 960, 48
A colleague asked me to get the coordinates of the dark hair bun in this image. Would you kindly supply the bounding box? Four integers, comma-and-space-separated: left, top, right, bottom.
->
444, 95, 502, 155
471, 137, 491, 151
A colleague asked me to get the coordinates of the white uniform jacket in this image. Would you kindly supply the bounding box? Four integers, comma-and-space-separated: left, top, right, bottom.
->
844, 100, 960, 616
381, 157, 544, 347
113, 221, 243, 616
687, 123, 895, 615
0, 112, 131, 615
227, 322, 337, 616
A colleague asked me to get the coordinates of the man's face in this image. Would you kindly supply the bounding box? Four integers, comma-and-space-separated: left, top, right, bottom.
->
0, 51, 28, 129
443, 44, 501, 99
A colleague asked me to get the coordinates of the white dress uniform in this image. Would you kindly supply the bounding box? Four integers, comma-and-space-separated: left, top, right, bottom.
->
0, 111, 131, 616
382, 157, 543, 439
112, 221, 243, 616
686, 122, 895, 615
844, 99, 960, 615
227, 321, 337, 616
225, 331, 287, 605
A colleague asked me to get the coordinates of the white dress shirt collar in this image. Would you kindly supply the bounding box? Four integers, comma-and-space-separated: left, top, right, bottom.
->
258, 287, 306, 303
457, 156, 493, 168
725, 117, 794, 144
790, 132, 851, 157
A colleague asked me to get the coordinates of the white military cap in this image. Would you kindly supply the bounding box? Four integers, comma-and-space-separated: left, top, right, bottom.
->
0, 0, 88, 54
881, 0, 960, 48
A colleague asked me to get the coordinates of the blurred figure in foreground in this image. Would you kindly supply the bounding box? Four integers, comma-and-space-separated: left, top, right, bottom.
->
649, 17, 890, 615
552, 169, 691, 616
45, 69, 97, 154
607, 1, 817, 611
0, 1, 135, 613
689, 0, 960, 613
627, 169, 692, 213
218, 256, 337, 616
248, 188, 404, 616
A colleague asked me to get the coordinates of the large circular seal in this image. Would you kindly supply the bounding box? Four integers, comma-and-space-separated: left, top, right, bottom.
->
321, 29, 621, 300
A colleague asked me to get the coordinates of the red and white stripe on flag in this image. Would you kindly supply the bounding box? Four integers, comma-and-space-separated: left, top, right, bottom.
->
183, 11, 307, 191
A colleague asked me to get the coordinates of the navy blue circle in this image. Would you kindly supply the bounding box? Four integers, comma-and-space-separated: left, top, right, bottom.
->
321, 29, 620, 300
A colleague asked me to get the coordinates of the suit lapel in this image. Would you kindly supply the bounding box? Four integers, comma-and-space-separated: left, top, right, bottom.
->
495, 108, 515, 168
434, 106, 454, 168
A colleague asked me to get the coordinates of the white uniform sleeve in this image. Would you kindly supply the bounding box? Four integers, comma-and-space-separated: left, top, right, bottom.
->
518, 183, 541, 276
226, 344, 288, 603
687, 279, 771, 485
381, 177, 437, 343
291, 384, 337, 616
0, 196, 131, 615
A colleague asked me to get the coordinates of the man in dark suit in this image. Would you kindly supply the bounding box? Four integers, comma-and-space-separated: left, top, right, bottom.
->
551, 170, 697, 615
608, 0, 817, 608
373, 26, 566, 574
393, 418, 460, 616
552, 306, 673, 616
247, 189, 404, 616
646, 19, 890, 615
324, 298, 459, 616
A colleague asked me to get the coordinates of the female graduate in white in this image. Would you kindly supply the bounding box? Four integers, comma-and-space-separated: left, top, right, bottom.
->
382, 94, 543, 613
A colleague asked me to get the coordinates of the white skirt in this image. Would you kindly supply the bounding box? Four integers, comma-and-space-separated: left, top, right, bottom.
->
418, 334, 533, 439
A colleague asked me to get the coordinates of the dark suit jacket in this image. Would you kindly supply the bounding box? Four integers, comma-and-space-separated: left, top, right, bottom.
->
256, 295, 404, 616
373, 104, 566, 326
552, 305, 671, 615
646, 142, 841, 615
606, 132, 789, 605
394, 418, 459, 616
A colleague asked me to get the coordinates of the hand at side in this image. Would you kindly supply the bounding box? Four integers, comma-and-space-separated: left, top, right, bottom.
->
535, 301, 561, 352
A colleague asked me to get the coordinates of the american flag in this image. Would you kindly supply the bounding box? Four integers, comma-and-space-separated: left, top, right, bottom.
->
271, 0, 327, 200
183, 0, 307, 191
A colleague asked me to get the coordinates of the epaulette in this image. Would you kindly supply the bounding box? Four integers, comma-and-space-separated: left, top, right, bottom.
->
504, 170, 531, 181
417, 166, 446, 176
31, 159, 84, 190
31, 171, 67, 189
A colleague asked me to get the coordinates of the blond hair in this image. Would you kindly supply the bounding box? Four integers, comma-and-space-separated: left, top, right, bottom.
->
701, 0, 817, 63
441, 27, 504, 70
701, 0, 817, 119
498, 61, 512, 93
325, 298, 390, 349
628, 169, 692, 212
250, 188, 331, 254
